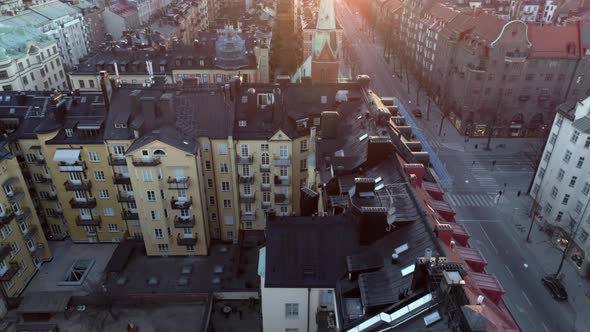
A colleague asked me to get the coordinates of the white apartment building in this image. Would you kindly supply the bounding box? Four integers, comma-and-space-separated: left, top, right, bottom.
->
531, 95, 590, 276
509, 0, 541, 22
0, 25, 67, 91
0, 1, 88, 67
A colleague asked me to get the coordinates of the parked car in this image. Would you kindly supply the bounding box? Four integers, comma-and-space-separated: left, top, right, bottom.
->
542, 276, 568, 301
412, 109, 422, 118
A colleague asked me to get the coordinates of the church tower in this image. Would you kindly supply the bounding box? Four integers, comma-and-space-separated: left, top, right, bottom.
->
310, 0, 340, 83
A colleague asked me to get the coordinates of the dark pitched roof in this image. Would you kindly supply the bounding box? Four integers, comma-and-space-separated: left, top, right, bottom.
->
264, 215, 360, 288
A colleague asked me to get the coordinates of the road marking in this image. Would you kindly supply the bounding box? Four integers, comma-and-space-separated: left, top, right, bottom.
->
480, 223, 499, 254
541, 322, 549, 332
505, 265, 514, 278
522, 291, 533, 306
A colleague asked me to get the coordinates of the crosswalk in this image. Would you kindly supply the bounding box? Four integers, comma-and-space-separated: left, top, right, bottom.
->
445, 193, 496, 207
473, 174, 501, 191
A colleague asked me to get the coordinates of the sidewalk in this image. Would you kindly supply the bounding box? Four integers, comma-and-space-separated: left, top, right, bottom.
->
509, 196, 590, 332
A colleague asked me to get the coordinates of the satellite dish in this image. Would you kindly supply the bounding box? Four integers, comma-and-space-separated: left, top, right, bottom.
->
387, 207, 396, 225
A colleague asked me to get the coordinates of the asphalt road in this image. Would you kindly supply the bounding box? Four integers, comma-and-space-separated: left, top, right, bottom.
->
335, 1, 579, 330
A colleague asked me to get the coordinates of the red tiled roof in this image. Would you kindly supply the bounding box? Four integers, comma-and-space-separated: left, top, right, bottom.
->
467, 13, 506, 44
428, 2, 460, 22
528, 25, 580, 58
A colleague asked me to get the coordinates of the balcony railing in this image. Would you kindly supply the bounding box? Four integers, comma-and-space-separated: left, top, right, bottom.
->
32, 157, 46, 165
236, 153, 254, 164
273, 154, 291, 166
64, 180, 92, 191
176, 233, 197, 246
260, 183, 271, 191
122, 210, 139, 220
44, 192, 58, 201
117, 193, 135, 202
108, 154, 127, 165
6, 190, 25, 203
132, 157, 161, 166
261, 201, 272, 209
171, 197, 192, 209
23, 225, 38, 241
240, 192, 256, 203
240, 211, 256, 221
239, 175, 255, 184
0, 245, 11, 261
15, 208, 31, 222
75, 215, 102, 226
274, 193, 288, 204
466, 63, 486, 72
113, 173, 132, 185
69, 198, 97, 209
504, 51, 528, 62
173, 215, 195, 228
274, 176, 290, 186
167, 176, 190, 189
58, 160, 87, 172
260, 164, 271, 172
0, 263, 19, 281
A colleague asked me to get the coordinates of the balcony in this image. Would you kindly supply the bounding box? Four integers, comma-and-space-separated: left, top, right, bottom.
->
260, 183, 271, 191
176, 233, 197, 246
23, 225, 38, 241
69, 198, 97, 209
58, 160, 87, 172
108, 154, 127, 165
240, 192, 255, 203
122, 210, 139, 220
260, 164, 271, 172
538, 95, 550, 102
6, 190, 25, 203
236, 153, 254, 165
167, 176, 190, 189
15, 208, 31, 222
173, 215, 195, 228
240, 211, 256, 221
0, 245, 11, 261
44, 192, 58, 201
117, 193, 135, 202
273, 154, 290, 166
31, 157, 46, 165
466, 63, 486, 72
261, 201, 272, 209
171, 197, 192, 209
75, 215, 102, 226
274, 176, 290, 186
0, 263, 19, 281
132, 157, 161, 167
274, 193, 288, 204
504, 51, 528, 63
239, 175, 255, 184
113, 173, 132, 185
64, 180, 91, 191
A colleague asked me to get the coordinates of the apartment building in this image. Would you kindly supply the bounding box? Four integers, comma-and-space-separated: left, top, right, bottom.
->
0, 0, 89, 67
531, 95, 590, 276
69, 28, 270, 90
0, 139, 51, 299
0, 25, 66, 91
73, 0, 107, 51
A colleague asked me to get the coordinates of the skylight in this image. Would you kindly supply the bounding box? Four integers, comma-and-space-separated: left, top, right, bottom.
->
375, 176, 383, 183
395, 243, 409, 254
359, 134, 368, 141
401, 264, 415, 277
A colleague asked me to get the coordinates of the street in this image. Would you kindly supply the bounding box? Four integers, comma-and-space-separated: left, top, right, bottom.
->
335, 0, 582, 330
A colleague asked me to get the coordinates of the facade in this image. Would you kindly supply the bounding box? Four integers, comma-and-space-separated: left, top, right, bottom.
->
0, 0, 89, 67
147, 0, 209, 47
68, 29, 270, 90
74, 0, 106, 51
103, 4, 141, 40
531, 95, 590, 277
0, 25, 67, 91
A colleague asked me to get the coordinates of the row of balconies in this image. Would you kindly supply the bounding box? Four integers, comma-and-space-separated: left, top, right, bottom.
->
58, 160, 86, 172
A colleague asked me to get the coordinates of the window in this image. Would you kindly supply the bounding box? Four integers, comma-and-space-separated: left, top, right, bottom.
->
78, 80, 85, 88
570, 176, 578, 188
160, 190, 165, 199
103, 208, 114, 216
543, 151, 551, 162
158, 244, 169, 252
285, 303, 299, 318
263, 192, 271, 202
65, 128, 73, 137
280, 206, 288, 215
154, 228, 163, 238
224, 216, 234, 225
186, 245, 195, 252
580, 230, 589, 243
556, 211, 563, 222
220, 163, 229, 173
207, 179, 213, 188
209, 196, 215, 205
223, 199, 232, 208
562, 194, 570, 205
538, 167, 545, 178
563, 150, 572, 163
577, 157, 585, 169
550, 186, 558, 199
205, 160, 212, 170
150, 210, 160, 220
262, 173, 270, 184
88, 151, 100, 161
242, 164, 250, 176
240, 144, 249, 157
585, 137, 590, 148
300, 139, 308, 151
261, 144, 269, 151
222, 182, 230, 192
99, 189, 109, 199
571, 130, 580, 144
211, 213, 217, 221
286, 329, 299, 332
556, 115, 563, 127
25, 153, 36, 163
112, 145, 126, 155
583, 182, 590, 196
147, 191, 156, 201
108, 224, 118, 232
244, 184, 251, 195
557, 169, 565, 181
300, 159, 307, 172
227, 231, 234, 240
262, 153, 269, 165
279, 145, 288, 158
545, 203, 553, 214
143, 170, 153, 182
280, 166, 288, 177
217, 143, 228, 155
575, 201, 584, 214
94, 171, 105, 181
33, 174, 44, 182
10, 242, 20, 257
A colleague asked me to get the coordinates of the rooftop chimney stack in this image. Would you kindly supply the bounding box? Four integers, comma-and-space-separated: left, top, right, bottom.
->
320, 111, 339, 139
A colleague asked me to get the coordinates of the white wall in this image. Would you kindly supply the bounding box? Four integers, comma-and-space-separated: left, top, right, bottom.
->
103, 8, 127, 40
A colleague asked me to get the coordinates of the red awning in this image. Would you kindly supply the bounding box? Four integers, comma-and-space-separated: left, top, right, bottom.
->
469, 272, 505, 304
456, 246, 488, 272
428, 198, 456, 222
423, 181, 444, 200
450, 223, 471, 246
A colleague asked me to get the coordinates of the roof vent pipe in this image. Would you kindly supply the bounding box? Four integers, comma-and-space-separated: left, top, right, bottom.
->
424, 248, 432, 262
391, 253, 399, 264
477, 295, 484, 305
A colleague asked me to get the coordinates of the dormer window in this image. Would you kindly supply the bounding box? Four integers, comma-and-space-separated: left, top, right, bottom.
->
153, 149, 166, 157
296, 118, 308, 130
65, 129, 73, 137
238, 120, 247, 127
257, 93, 274, 107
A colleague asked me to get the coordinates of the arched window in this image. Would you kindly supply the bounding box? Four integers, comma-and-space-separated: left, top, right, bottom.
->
153, 149, 166, 156
261, 153, 269, 165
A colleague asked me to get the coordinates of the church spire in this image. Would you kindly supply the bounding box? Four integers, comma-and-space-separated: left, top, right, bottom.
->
316, 0, 336, 30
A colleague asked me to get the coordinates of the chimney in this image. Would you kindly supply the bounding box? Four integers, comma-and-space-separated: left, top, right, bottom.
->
300, 187, 319, 216
354, 178, 375, 196
366, 137, 393, 165
320, 111, 339, 139
129, 90, 142, 116
424, 248, 432, 262
276, 75, 290, 89
158, 93, 174, 125
356, 75, 371, 89
246, 88, 256, 109
99, 71, 112, 111
436, 224, 453, 246
16, 92, 27, 106
403, 163, 425, 187
140, 97, 156, 130
230, 75, 242, 102
358, 206, 388, 244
